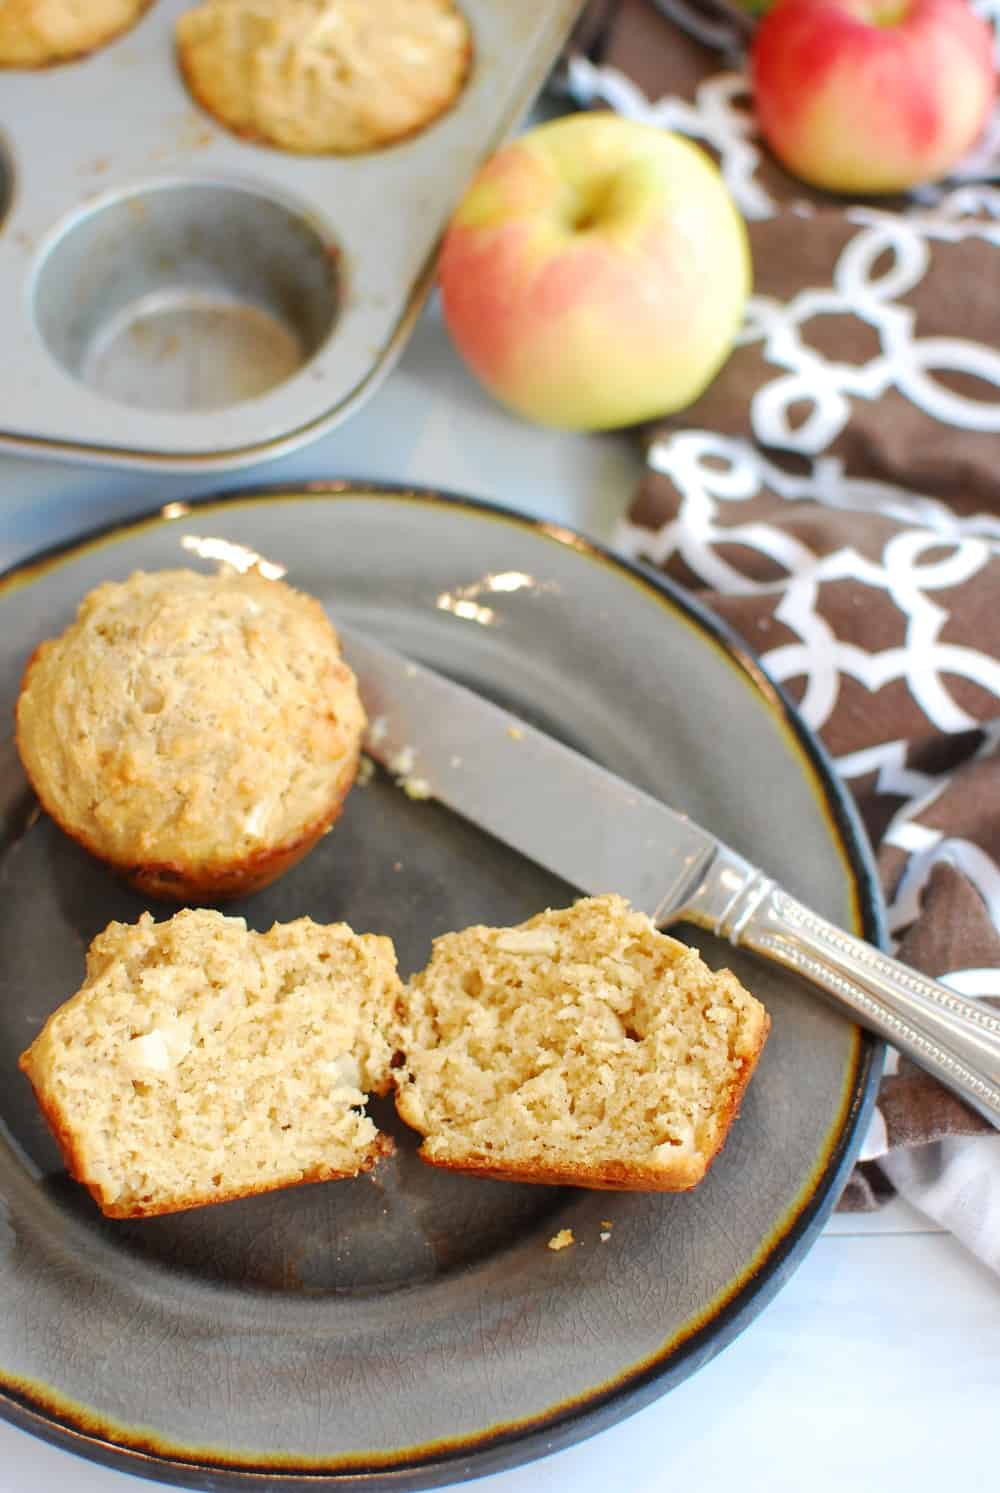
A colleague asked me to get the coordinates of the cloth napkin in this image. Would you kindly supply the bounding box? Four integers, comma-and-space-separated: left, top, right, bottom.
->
561, 0, 1000, 1270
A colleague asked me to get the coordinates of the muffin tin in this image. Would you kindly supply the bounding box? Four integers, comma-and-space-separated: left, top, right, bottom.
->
0, 0, 584, 470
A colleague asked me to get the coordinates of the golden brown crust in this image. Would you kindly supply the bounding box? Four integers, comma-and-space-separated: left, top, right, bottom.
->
96, 1134, 395, 1219
695, 1010, 771, 1177
16, 730, 359, 903
409, 1014, 770, 1193
414, 1149, 707, 1192
0, 0, 152, 68
110, 748, 357, 902
18, 1063, 96, 1198
22, 1059, 394, 1218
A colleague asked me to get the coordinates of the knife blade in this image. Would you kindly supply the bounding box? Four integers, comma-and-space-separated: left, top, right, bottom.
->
339, 622, 714, 925
338, 622, 1000, 1129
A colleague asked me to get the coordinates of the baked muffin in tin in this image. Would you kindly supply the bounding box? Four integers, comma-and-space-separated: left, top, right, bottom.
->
0, 0, 152, 67
176, 0, 472, 153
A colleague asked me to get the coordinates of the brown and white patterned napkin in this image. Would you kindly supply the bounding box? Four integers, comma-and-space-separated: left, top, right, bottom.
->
562, 0, 1000, 1269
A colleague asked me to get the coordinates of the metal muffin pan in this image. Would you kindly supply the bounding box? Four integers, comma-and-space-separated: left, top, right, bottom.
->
0, 0, 584, 470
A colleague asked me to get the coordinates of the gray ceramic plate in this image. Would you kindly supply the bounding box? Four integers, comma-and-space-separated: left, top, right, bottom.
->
0, 486, 882, 1490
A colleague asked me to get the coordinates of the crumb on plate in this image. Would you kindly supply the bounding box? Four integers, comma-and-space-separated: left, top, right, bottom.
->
389, 745, 416, 776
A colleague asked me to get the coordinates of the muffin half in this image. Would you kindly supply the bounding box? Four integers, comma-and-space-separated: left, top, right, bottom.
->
395, 895, 771, 1191
19, 909, 401, 1218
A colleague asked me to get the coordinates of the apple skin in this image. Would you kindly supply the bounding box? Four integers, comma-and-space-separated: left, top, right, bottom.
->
437, 113, 751, 431
751, 0, 996, 195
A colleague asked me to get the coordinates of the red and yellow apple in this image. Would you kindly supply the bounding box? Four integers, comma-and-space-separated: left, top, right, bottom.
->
751, 0, 996, 195
437, 113, 751, 431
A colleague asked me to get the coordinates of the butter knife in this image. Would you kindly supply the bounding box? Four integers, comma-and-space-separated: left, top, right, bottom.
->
340, 624, 1000, 1129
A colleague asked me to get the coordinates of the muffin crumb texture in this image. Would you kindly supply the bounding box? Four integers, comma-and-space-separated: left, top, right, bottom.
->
19, 910, 401, 1218
20, 897, 770, 1217
15, 567, 366, 899
547, 1229, 575, 1252
176, 0, 472, 153
395, 895, 770, 1191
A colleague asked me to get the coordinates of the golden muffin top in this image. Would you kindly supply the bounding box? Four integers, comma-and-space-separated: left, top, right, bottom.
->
176, 0, 472, 153
0, 0, 149, 67
15, 567, 366, 875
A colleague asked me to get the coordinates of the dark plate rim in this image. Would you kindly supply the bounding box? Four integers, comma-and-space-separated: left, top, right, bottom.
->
0, 481, 885, 1492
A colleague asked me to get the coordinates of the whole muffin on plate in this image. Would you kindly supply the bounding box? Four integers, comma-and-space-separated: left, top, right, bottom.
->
15, 567, 366, 901
175, 0, 472, 154
0, 0, 151, 67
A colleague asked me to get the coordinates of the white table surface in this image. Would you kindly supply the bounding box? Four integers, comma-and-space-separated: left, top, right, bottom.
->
1, 296, 998, 1493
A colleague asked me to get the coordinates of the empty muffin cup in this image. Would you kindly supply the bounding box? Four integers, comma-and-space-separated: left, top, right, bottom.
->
32, 180, 340, 413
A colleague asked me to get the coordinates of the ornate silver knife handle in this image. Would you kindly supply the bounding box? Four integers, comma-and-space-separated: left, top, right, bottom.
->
684, 848, 1000, 1129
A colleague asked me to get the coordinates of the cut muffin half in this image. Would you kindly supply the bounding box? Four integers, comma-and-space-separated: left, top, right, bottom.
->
395, 895, 770, 1191
19, 909, 402, 1219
